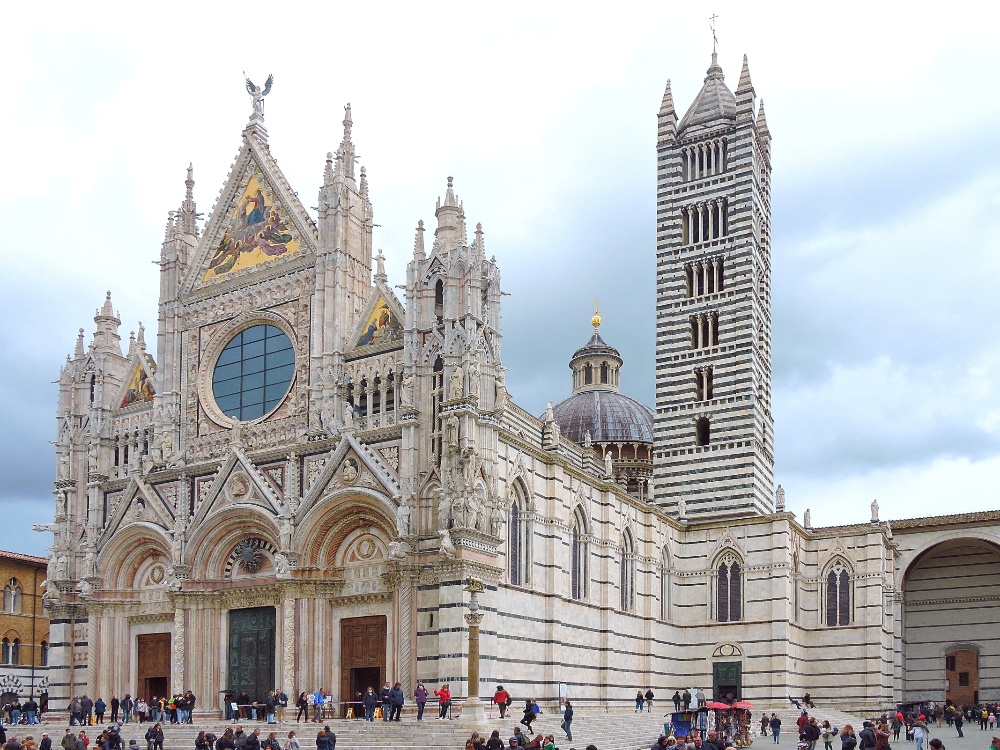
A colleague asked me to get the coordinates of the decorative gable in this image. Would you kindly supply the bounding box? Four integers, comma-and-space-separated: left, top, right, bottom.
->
184, 133, 317, 293
203, 174, 302, 281
118, 357, 155, 409
347, 283, 405, 355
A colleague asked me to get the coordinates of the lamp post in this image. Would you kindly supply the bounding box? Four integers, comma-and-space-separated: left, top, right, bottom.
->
461, 577, 486, 722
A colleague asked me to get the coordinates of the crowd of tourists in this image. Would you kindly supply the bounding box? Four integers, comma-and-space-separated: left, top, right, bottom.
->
1, 699, 43, 725
60, 693, 198, 725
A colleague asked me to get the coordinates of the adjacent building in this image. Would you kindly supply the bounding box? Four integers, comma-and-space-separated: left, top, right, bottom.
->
0, 550, 50, 705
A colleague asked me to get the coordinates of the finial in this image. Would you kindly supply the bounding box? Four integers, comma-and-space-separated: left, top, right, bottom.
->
414, 219, 426, 259
359, 165, 368, 198
343, 103, 353, 135
474, 222, 484, 255
592, 299, 602, 331
74, 328, 85, 358
710, 14, 719, 54
756, 99, 770, 135
185, 163, 194, 200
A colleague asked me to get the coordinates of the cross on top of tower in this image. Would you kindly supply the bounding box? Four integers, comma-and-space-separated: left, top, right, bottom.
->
710, 14, 719, 53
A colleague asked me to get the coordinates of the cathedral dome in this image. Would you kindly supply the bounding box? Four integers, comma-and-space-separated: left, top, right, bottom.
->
548, 304, 654, 446
551, 389, 654, 444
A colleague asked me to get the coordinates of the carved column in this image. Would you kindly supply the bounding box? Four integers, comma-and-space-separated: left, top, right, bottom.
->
172, 607, 185, 694
459, 579, 486, 723
282, 595, 296, 694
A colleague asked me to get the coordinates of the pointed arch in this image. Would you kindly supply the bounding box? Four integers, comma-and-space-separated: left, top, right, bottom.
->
508, 479, 531, 587
822, 556, 853, 627
660, 544, 672, 621
620, 528, 636, 612
714, 548, 743, 623
570, 505, 590, 601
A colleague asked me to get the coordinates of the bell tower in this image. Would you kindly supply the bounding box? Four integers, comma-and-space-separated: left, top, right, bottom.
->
652, 53, 774, 518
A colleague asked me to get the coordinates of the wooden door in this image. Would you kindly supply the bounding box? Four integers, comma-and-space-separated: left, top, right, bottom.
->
340, 616, 387, 714
137, 633, 171, 699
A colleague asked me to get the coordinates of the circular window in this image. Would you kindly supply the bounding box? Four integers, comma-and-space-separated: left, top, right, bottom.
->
212, 324, 294, 421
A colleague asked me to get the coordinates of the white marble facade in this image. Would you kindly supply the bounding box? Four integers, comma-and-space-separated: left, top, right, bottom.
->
44, 59, 1000, 716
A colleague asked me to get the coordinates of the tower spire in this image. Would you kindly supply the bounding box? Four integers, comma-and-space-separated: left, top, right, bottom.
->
336, 103, 356, 181
658, 79, 677, 143
178, 163, 198, 236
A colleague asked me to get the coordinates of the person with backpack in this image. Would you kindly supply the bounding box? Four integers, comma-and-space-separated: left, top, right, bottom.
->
912, 722, 926, 750
840, 726, 857, 750
282, 732, 299, 750
645, 689, 655, 713
260, 733, 280, 750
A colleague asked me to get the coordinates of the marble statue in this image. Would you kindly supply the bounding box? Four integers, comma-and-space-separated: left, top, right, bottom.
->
395, 501, 411, 537
450, 365, 464, 400
439, 529, 457, 559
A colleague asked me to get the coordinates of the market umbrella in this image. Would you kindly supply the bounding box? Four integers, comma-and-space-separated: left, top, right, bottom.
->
706, 702, 731, 710
733, 701, 754, 710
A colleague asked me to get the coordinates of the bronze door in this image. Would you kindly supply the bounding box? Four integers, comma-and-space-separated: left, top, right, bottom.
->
227, 606, 276, 702
137, 633, 171, 700
340, 616, 387, 716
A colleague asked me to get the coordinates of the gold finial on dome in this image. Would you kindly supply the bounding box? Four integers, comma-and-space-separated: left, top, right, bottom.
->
592, 299, 602, 331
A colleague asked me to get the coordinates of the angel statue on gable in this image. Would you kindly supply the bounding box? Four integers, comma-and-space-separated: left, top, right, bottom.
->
245, 73, 273, 119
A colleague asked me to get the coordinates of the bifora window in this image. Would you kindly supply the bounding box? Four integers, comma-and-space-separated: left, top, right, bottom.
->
212, 325, 294, 421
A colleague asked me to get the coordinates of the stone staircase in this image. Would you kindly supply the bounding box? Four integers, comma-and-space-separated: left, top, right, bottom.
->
18, 704, 865, 750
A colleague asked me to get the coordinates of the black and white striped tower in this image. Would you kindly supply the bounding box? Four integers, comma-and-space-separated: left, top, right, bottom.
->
653, 53, 774, 518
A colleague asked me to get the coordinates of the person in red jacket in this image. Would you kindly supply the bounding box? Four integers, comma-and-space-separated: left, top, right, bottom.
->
434, 684, 452, 720
494, 687, 511, 719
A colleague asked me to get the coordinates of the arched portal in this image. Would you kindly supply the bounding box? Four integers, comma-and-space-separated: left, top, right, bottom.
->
901, 537, 1000, 704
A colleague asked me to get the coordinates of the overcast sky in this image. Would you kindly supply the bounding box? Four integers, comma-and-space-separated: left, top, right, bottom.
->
2, 2, 999, 557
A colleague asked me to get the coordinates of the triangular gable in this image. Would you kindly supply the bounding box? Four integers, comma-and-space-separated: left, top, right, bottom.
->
296, 433, 401, 519
347, 283, 405, 352
99, 475, 175, 545
184, 135, 317, 292
189, 447, 284, 527
116, 353, 156, 411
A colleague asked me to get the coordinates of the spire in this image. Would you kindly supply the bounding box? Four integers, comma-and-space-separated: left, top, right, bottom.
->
336, 103, 356, 181
736, 54, 753, 94
74, 328, 85, 359
413, 220, 426, 260
92, 292, 122, 356
757, 99, 770, 137
735, 54, 756, 119
677, 53, 736, 134
474, 222, 485, 256
359, 166, 369, 199
434, 177, 463, 252
324, 151, 334, 186
178, 164, 198, 236
100, 290, 115, 318
657, 79, 677, 143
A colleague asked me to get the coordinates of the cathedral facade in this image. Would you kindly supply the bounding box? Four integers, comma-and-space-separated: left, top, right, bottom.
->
43, 58, 1000, 715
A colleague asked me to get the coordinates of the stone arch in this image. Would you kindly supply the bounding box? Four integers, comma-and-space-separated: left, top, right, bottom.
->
898, 530, 1000, 582
96, 522, 172, 590
296, 491, 396, 569
185, 504, 281, 580
899, 534, 1000, 704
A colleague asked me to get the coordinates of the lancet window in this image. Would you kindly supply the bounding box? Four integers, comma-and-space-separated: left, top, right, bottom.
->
825, 559, 852, 627
716, 552, 743, 623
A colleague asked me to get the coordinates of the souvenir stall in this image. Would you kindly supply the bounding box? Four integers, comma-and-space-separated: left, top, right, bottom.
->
705, 701, 754, 747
